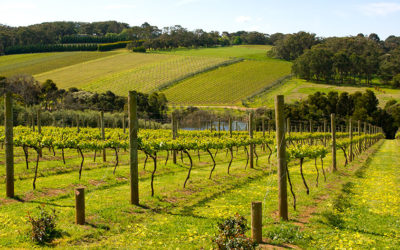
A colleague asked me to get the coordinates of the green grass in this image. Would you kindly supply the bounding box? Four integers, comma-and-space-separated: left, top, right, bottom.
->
300, 140, 400, 249
152, 45, 273, 60
0, 129, 375, 248
250, 78, 400, 108
34, 52, 230, 95
162, 60, 291, 106
0, 52, 117, 77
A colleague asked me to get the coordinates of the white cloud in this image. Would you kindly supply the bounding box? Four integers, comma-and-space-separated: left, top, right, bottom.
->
104, 4, 136, 10
359, 2, 400, 16
235, 16, 252, 23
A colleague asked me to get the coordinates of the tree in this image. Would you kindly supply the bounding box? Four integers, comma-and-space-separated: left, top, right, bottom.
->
333, 51, 351, 83
272, 31, 318, 60
393, 73, 400, 88
41, 79, 59, 110
7, 75, 41, 106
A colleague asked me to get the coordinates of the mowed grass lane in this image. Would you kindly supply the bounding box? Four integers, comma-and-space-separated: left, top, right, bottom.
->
302, 140, 400, 248
163, 60, 291, 105
0, 52, 117, 77
35, 52, 230, 95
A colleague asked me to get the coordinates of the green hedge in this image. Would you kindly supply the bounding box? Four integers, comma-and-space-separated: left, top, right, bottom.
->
5, 44, 97, 55
97, 41, 131, 51
60, 35, 127, 44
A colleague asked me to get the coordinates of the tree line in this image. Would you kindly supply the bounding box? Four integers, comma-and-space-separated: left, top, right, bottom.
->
0, 21, 277, 54
268, 31, 400, 87
280, 90, 398, 138
0, 75, 168, 120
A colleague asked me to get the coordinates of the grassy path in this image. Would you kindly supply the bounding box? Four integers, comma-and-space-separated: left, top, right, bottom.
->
301, 140, 400, 249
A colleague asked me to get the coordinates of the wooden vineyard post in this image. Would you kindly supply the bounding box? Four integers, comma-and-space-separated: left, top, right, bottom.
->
37, 108, 41, 134
331, 114, 337, 172
76, 114, 80, 133
249, 112, 254, 169
172, 112, 177, 164
75, 188, 85, 225
5, 92, 14, 198
37, 108, 43, 157
31, 108, 35, 132
323, 119, 327, 147
358, 120, 361, 152
349, 118, 353, 162
251, 201, 262, 243
286, 117, 290, 135
229, 117, 232, 137
129, 91, 139, 205
123, 115, 126, 134
368, 124, 372, 147
364, 122, 367, 150
262, 117, 265, 137
101, 111, 106, 162
275, 95, 288, 221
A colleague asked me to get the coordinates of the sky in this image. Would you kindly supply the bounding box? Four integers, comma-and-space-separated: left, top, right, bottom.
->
1, 0, 400, 39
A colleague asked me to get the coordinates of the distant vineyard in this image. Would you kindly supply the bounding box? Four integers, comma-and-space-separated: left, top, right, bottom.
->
36, 53, 231, 95
162, 60, 291, 105
84, 56, 234, 95
34, 53, 172, 89
0, 52, 117, 77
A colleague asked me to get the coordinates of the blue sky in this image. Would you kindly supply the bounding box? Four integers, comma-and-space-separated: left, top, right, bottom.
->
1, 0, 400, 39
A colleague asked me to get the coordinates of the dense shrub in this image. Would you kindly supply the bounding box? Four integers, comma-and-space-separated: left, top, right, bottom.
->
97, 41, 131, 51
132, 46, 146, 53
393, 74, 400, 88
4, 44, 97, 55
27, 205, 58, 244
214, 214, 257, 249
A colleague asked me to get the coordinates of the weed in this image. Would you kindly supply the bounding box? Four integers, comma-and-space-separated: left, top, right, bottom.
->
27, 205, 59, 244
214, 214, 257, 249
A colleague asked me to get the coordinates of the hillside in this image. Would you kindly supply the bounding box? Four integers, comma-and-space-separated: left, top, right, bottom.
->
34, 52, 231, 95
1, 46, 293, 106
162, 59, 291, 105
0, 51, 117, 77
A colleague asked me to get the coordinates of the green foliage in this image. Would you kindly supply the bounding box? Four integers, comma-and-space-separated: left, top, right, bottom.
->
292, 36, 383, 85
27, 205, 58, 244
97, 41, 131, 51
214, 214, 257, 250
269, 31, 318, 61
60, 34, 127, 44
132, 46, 146, 53
5, 44, 97, 55
392, 73, 400, 88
